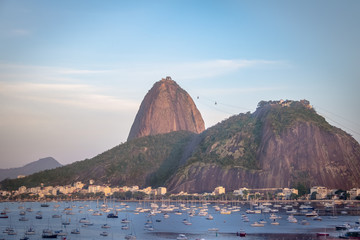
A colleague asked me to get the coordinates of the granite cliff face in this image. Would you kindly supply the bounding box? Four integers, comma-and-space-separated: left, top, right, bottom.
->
166, 100, 360, 193
128, 77, 205, 141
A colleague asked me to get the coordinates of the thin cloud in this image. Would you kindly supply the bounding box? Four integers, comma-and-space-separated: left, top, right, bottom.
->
0, 63, 112, 79
0, 59, 283, 82
57, 69, 113, 75
111, 59, 285, 81
175, 59, 286, 79
11, 29, 31, 36
0, 59, 286, 112
198, 86, 288, 95
0, 82, 138, 112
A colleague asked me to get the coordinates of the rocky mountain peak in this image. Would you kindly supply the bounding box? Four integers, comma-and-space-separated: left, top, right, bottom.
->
128, 77, 205, 141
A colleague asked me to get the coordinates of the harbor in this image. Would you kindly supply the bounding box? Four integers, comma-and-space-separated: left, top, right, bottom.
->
1, 200, 359, 239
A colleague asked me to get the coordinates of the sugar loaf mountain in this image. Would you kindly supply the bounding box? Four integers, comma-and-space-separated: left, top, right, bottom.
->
2, 77, 360, 193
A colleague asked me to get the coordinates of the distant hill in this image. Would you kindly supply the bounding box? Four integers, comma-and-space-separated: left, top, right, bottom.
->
128, 76, 205, 140
2, 100, 360, 193
0, 157, 62, 181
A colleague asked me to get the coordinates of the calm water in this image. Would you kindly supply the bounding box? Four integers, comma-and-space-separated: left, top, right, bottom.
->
0, 201, 359, 240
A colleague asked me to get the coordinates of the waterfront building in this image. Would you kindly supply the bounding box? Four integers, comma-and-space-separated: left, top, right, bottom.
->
282, 188, 298, 199
140, 187, 153, 195
348, 188, 360, 199
73, 181, 84, 189
18, 186, 27, 194
213, 186, 225, 195
130, 185, 140, 192
233, 187, 249, 196
157, 187, 167, 195
310, 186, 328, 199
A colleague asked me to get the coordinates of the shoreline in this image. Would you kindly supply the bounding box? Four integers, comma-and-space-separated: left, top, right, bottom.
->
1, 198, 359, 205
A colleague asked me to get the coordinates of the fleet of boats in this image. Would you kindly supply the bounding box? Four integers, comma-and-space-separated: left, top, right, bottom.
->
0, 200, 359, 239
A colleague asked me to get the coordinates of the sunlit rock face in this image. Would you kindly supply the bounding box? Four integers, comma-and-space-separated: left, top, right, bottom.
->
128, 77, 205, 141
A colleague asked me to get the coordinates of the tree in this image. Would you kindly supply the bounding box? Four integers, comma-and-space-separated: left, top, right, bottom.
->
257, 101, 268, 109
125, 191, 132, 199
133, 191, 146, 200
289, 193, 298, 200
242, 190, 248, 200
295, 183, 309, 196
310, 192, 317, 200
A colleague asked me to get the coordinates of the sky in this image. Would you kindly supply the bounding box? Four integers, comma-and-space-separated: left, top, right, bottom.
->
0, 0, 359, 168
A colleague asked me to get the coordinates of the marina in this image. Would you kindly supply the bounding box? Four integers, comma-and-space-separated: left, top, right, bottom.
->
0, 200, 359, 239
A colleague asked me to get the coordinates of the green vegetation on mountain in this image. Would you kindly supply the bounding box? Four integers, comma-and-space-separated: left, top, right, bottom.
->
183, 112, 262, 170
257, 100, 334, 134
1, 131, 194, 191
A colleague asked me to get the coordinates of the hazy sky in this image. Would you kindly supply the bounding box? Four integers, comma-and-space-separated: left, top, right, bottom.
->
1, 0, 359, 168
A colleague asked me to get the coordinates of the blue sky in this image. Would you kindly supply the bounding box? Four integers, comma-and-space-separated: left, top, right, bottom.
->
0, 0, 359, 168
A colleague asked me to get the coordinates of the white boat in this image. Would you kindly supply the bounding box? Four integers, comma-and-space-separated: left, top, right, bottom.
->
8, 229, 17, 235
198, 210, 207, 216
121, 218, 131, 223
220, 209, 231, 214
100, 231, 109, 236
3, 226, 15, 234
55, 230, 67, 236
287, 215, 298, 223
101, 224, 111, 229
19, 216, 28, 221
62, 218, 71, 225
299, 204, 313, 210
251, 222, 264, 227
208, 228, 219, 231
286, 209, 297, 214
182, 219, 192, 225
79, 217, 90, 223
92, 211, 102, 216
71, 228, 80, 234
144, 224, 154, 231
301, 219, 310, 225
124, 233, 136, 240
271, 221, 280, 225
305, 211, 318, 217
259, 219, 267, 224
25, 227, 36, 235
269, 213, 280, 219
121, 225, 129, 230
176, 234, 188, 240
